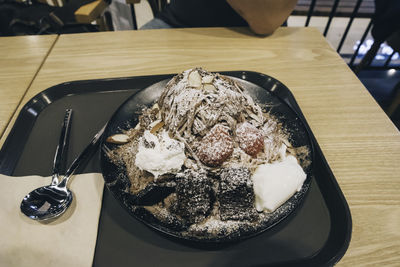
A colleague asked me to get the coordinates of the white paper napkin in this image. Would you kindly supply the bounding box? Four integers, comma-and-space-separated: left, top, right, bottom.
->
0, 173, 104, 267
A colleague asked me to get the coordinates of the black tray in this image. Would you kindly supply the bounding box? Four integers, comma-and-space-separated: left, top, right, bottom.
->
0, 71, 352, 267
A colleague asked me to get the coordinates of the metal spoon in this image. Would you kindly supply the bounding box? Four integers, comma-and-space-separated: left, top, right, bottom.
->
19, 109, 73, 220
20, 120, 105, 221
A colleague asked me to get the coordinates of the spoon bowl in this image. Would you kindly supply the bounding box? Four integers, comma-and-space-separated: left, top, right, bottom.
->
20, 184, 73, 220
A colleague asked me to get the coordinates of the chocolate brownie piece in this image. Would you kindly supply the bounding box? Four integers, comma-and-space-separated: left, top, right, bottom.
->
175, 169, 213, 224
218, 167, 258, 221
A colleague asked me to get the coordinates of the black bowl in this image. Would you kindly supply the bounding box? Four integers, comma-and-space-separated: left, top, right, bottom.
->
100, 71, 314, 243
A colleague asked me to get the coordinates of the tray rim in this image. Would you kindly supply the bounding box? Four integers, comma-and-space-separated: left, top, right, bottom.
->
0, 71, 352, 266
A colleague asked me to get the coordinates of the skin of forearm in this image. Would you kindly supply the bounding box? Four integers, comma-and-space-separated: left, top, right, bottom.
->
226, 0, 298, 35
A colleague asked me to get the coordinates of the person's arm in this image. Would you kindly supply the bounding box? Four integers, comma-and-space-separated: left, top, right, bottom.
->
226, 0, 298, 35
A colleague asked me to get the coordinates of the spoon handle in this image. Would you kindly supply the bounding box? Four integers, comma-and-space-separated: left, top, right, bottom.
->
58, 124, 106, 187
51, 109, 73, 186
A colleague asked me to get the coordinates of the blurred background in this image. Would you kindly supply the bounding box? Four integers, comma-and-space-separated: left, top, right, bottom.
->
1, 0, 399, 129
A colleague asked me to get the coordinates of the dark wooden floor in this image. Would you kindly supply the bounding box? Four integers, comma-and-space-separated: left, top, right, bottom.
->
293, 0, 375, 17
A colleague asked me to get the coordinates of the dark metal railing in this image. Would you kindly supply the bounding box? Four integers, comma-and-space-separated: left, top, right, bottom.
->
384, 51, 396, 68
336, 0, 363, 52
304, 0, 318, 26
349, 19, 373, 67
294, 0, 375, 18
323, 0, 340, 36
294, 0, 399, 70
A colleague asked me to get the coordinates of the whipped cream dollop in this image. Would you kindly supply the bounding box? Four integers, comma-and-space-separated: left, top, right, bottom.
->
252, 147, 307, 213
135, 130, 186, 179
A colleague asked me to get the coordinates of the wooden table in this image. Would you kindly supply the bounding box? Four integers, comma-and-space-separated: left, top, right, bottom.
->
0, 27, 399, 266
0, 35, 57, 139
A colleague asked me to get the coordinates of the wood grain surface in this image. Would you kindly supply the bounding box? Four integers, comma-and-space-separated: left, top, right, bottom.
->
0, 35, 57, 139
1, 27, 399, 265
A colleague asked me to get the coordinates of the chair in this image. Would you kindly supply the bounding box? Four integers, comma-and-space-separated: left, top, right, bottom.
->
74, 0, 113, 31
125, 0, 166, 30
36, 0, 113, 31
